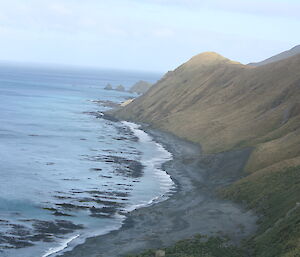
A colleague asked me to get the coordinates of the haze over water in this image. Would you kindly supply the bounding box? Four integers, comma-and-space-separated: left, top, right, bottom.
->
0, 65, 174, 257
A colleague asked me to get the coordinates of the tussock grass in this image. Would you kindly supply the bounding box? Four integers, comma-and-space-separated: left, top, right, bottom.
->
222, 166, 300, 257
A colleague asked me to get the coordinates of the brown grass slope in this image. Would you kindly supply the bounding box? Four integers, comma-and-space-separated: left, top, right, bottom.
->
115, 52, 300, 173
114, 52, 300, 256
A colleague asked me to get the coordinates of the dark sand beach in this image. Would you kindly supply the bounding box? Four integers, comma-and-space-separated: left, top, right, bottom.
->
59, 127, 257, 257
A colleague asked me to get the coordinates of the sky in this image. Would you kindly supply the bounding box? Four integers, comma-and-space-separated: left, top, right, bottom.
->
0, 0, 299, 72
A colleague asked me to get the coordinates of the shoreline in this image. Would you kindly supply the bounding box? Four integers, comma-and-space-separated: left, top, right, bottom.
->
58, 125, 258, 257
42, 121, 175, 257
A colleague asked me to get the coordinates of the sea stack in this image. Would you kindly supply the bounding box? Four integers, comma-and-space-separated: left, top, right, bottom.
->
115, 84, 125, 92
104, 83, 113, 90
129, 80, 152, 95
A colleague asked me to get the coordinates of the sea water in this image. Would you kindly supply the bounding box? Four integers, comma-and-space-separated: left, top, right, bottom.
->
0, 65, 175, 257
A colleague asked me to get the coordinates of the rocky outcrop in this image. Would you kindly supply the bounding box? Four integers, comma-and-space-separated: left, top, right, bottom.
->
115, 85, 125, 92
104, 83, 113, 90
104, 83, 125, 92
129, 80, 152, 95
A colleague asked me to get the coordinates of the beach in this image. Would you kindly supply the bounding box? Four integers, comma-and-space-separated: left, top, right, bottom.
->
59, 126, 257, 257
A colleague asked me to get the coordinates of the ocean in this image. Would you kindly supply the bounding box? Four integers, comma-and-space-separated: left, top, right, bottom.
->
0, 65, 175, 257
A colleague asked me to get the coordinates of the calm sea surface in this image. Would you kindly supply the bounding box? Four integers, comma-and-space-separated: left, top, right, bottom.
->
0, 65, 174, 257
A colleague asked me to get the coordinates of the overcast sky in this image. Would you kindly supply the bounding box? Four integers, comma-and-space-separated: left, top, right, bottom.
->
0, 0, 299, 72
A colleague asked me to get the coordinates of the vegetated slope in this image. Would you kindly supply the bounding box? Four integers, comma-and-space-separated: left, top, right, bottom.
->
222, 165, 300, 257
126, 235, 243, 257
113, 52, 300, 257
249, 45, 300, 66
114, 52, 300, 173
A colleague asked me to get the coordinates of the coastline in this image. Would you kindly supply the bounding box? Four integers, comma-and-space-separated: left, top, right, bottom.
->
41, 121, 175, 257
58, 125, 257, 257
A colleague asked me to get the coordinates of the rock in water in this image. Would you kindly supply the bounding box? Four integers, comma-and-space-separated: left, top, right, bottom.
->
115, 84, 125, 92
104, 83, 113, 90
129, 80, 152, 94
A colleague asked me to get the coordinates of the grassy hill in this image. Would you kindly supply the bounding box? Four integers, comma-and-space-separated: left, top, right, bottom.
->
114, 52, 300, 173
112, 50, 300, 256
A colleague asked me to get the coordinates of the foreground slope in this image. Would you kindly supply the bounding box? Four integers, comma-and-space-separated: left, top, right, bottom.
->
114, 52, 300, 256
